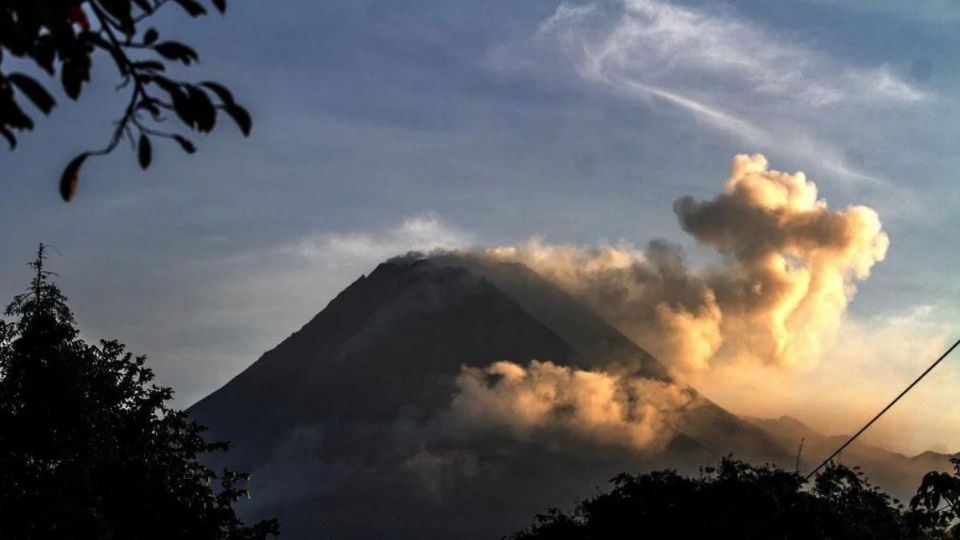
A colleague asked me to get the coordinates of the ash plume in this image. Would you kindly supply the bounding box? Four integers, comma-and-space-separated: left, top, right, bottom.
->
485, 154, 889, 376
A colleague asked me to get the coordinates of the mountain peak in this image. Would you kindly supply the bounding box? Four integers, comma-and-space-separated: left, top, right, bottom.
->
191, 256, 589, 443
188, 254, 947, 538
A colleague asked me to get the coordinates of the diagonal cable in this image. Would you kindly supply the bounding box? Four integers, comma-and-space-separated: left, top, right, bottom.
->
804, 336, 960, 481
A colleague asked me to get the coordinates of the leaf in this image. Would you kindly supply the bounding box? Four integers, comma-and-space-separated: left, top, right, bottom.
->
143, 28, 159, 45
9, 74, 55, 114
61, 62, 83, 100
132, 60, 165, 72
151, 75, 181, 96
60, 56, 91, 100
173, 135, 196, 154
60, 153, 88, 202
171, 88, 195, 128
0, 126, 15, 150
185, 85, 216, 132
4, 101, 34, 130
138, 134, 152, 169
29, 36, 56, 75
200, 81, 234, 105
224, 103, 251, 136
138, 98, 161, 116
211, 0, 227, 13
172, 0, 207, 16
154, 41, 199, 65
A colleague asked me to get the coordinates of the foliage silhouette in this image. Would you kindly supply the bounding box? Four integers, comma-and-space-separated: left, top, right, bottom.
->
0, 0, 251, 201
509, 456, 957, 540
910, 456, 960, 537
0, 245, 278, 539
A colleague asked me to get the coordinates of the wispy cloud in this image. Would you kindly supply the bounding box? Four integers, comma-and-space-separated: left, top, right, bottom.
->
542, 0, 925, 106
520, 0, 929, 184
288, 215, 472, 262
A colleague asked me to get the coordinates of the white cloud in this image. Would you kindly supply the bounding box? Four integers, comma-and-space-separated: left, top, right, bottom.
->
516, 0, 930, 184
544, 0, 925, 107
289, 215, 472, 262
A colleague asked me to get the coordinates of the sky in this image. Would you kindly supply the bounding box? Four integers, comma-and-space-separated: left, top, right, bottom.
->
2, 0, 959, 454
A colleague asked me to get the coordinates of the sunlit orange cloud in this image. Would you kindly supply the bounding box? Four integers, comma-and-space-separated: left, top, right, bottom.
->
469, 155, 958, 454
488, 154, 888, 376
697, 307, 959, 455
452, 360, 692, 451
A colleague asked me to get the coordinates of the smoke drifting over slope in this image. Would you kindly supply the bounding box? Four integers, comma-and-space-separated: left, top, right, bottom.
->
452, 360, 693, 451
487, 154, 889, 376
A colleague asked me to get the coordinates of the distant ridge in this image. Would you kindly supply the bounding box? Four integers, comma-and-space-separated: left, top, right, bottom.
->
745, 415, 955, 496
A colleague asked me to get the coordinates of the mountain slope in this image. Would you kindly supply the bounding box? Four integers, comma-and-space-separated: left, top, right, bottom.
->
189, 255, 951, 538
195, 256, 699, 538
192, 257, 587, 458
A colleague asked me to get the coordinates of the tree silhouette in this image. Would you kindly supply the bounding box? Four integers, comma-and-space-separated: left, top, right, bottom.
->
509, 456, 950, 540
0, 0, 251, 201
0, 245, 277, 539
909, 456, 960, 538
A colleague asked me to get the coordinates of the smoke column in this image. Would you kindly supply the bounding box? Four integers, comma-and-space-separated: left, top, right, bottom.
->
487, 154, 889, 376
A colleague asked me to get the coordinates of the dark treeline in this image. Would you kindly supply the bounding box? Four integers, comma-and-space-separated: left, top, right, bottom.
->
509, 453, 960, 539
0, 247, 277, 539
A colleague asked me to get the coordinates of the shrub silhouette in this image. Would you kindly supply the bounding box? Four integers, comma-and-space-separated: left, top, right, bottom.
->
0, 246, 277, 540
510, 456, 954, 540
910, 456, 960, 538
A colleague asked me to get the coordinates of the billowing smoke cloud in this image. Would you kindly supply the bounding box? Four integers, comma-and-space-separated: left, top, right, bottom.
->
451, 360, 693, 451
487, 154, 889, 375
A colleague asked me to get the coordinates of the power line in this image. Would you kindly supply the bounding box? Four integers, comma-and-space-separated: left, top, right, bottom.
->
804, 336, 960, 481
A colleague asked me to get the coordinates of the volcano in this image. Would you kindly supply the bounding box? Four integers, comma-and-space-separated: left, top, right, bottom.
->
189, 254, 950, 539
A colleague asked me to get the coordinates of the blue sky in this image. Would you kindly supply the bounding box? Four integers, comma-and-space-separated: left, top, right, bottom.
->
2, 0, 959, 452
